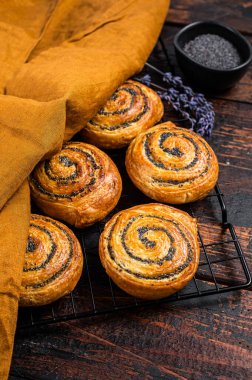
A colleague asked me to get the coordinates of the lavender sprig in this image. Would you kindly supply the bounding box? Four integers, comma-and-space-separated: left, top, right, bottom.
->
162, 72, 215, 136
136, 72, 215, 136
135, 74, 152, 87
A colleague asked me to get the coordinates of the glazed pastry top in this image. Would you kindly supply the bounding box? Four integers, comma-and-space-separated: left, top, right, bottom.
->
99, 203, 199, 286
20, 214, 83, 306
126, 122, 219, 203
82, 80, 164, 148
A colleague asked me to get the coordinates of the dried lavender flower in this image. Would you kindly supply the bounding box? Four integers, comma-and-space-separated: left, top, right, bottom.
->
135, 74, 151, 87
162, 72, 214, 136
135, 71, 215, 136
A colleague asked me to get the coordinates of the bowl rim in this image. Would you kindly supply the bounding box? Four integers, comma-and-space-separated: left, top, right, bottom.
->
173, 20, 252, 73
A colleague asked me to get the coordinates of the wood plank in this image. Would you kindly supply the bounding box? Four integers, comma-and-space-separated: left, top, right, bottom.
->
167, 0, 252, 35
211, 100, 252, 176
10, 322, 186, 380
11, 290, 252, 380
75, 291, 252, 380
196, 222, 252, 286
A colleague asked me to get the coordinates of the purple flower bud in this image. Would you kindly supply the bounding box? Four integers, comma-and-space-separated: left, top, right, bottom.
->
163, 72, 173, 83
184, 86, 194, 96
136, 70, 215, 136
173, 76, 183, 86
179, 94, 188, 103
136, 74, 151, 86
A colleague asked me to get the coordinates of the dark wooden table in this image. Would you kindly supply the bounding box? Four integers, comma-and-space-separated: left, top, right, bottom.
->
9, 1, 252, 379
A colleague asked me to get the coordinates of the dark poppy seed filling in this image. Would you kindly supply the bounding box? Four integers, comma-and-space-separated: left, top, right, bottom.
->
121, 216, 176, 265
26, 236, 37, 253
24, 216, 74, 289
59, 155, 75, 167
66, 147, 100, 171
107, 214, 193, 280
31, 145, 102, 199
24, 224, 56, 272
159, 132, 184, 157
144, 131, 199, 170
31, 177, 96, 199
142, 129, 211, 186
89, 82, 149, 131
98, 88, 135, 116
138, 227, 157, 248
44, 160, 78, 182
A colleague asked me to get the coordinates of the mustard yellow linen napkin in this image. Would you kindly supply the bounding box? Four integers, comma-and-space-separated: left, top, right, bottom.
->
0, 1, 170, 378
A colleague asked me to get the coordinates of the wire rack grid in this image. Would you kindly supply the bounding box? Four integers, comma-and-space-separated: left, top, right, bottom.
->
17, 38, 251, 329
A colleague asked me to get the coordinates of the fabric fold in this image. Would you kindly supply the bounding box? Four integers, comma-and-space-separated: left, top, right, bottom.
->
8, 0, 170, 140
0, 181, 30, 380
0, 1, 170, 378
0, 96, 66, 209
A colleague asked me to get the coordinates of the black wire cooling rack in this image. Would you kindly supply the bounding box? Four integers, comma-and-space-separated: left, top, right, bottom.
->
17, 38, 251, 329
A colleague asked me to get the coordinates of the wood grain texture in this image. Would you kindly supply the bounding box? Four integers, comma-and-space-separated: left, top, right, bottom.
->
11, 321, 187, 380
10, 1, 252, 379
167, 0, 252, 35
11, 292, 252, 380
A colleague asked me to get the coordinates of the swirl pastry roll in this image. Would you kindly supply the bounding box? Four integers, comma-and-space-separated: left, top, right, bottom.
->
20, 215, 83, 306
99, 203, 199, 300
81, 80, 164, 149
29, 142, 122, 228
126, 122, 219, 204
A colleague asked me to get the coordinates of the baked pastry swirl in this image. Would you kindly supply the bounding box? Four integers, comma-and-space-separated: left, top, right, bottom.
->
99, 203, 199, 300
29, 142, 122, 228
20, 214, 83, 306
81, 80, 164, 149
126, 122, 219, 204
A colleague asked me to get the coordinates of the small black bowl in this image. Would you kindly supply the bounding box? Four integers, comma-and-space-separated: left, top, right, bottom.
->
173, 21, 252, 92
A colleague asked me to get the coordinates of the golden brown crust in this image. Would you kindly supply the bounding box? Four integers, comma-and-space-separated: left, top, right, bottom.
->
29, 142, 122, 228
99, 203, 199, 300
126, 122, 219, 204
20, 214, 83, 307
81, 80, 164, 149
